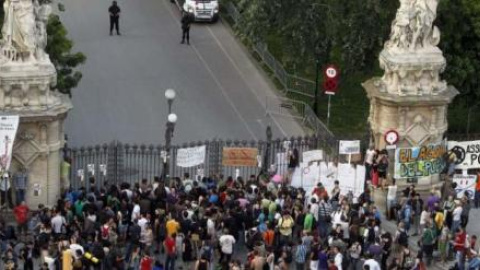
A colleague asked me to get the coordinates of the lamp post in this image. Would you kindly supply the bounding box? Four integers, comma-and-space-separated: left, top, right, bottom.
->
165, 89, 176, 114
314, 59, 320, 116
262, 126, 273, 174
163, 113, 177, 181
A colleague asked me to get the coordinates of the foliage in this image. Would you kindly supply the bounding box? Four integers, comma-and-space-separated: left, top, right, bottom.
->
229, 0, 480, 134
0, 0, 85, 96
46, 14, 86, 96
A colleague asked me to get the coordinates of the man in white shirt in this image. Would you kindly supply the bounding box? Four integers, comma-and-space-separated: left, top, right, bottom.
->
131, 201, 141, 222
310, 198, 319, 222
365, 146, 376, 181
219, 229, 236, 264
363, 257, 381, 270
137, 213, 149, 232
452, 202, 463, 233
51, 210, 66, 235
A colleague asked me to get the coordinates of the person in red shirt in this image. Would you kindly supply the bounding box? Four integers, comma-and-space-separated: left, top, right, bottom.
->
453, 227, 467, 270
164, 233, 176, 270
13, 201, 29, 237
140, 251, 153, 270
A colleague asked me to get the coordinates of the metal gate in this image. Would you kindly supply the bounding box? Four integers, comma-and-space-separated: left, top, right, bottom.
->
65, 135, 334, 190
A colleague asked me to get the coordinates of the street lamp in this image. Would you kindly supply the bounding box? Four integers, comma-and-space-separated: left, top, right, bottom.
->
165, 88, 176, 114
163, 113, 177, 181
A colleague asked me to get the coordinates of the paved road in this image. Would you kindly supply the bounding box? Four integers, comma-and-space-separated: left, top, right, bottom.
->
60, 0, 304, 147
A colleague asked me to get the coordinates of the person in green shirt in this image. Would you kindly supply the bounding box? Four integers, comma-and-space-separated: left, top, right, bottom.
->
421, 222, 435, 266
304, 205, 314, 233
268, 198, 277, 222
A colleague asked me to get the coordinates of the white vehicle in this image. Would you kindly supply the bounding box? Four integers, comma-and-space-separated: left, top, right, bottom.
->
182, 0, 219, 22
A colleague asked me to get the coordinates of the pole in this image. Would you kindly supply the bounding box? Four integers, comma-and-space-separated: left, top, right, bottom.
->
163, 122, 174, 181
314, 59, 320, 115
327, 95, 332, 127
168, 99, 173, 114
262, 126, 273, 175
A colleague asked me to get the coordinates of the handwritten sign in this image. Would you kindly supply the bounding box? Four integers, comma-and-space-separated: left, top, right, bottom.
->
394, 141, 447, 178
222, 148, 258, 167
448, 140, 480, 169
176, 145, 206, 168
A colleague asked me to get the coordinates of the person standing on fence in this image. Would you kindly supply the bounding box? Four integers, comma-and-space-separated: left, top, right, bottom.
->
180, 11, 191, 45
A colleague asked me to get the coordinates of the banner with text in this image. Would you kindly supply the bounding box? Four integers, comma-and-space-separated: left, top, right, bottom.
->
448, 140, 480, 169
0, 116, 19, 172
222, 147, 258, 167
339, 140, 361, 155
453, 174, 476, 199
394, 141, 447, 179
176, 145, 206, 168
302, 150, 323, 163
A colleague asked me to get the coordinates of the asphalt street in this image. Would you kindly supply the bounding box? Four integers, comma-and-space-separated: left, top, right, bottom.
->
60, 0, 304, 147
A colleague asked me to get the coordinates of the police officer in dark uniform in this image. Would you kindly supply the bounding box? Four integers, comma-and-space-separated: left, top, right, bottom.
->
181, 11, 191, 45
109, 1, 121, 35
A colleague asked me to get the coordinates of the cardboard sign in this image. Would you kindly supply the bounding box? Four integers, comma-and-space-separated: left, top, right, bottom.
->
176, 145, 206, 168
339, 140, 361, 155
453, 174, 476, 199
222, 148, 258, 167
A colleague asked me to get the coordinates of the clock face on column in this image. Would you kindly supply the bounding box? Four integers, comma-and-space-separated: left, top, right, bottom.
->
385, 130, 399, 145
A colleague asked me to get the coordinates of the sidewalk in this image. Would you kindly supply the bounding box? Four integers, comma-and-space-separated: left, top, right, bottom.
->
373, 190, 454, 270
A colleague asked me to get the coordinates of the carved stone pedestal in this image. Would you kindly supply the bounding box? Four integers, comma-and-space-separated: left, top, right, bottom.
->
363, 0, 459, 191
0, 62, 72, 207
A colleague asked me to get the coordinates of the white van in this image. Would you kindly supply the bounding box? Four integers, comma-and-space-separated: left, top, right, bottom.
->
181, 0, 219, 22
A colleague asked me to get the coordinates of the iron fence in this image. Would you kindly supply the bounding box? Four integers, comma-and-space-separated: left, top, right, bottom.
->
65, 135, 334, 190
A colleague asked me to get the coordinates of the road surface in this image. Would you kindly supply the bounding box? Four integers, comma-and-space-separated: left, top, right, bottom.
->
60, 0, 304, 147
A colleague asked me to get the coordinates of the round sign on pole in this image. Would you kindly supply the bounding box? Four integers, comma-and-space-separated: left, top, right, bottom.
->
384, 130, 399, 145
325, 65, 339, 79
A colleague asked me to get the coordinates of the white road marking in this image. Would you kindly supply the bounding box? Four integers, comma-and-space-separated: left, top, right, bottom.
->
162, 0, 258, 140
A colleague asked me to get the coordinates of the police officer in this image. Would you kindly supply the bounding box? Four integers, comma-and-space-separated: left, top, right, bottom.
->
109, 1, 121, 35
181, 11, 191, 45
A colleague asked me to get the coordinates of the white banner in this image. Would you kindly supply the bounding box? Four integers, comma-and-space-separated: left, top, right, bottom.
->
339, 140, 361, 155
448, 140, 480, 169
302, 150, 323, 163
453, 174, 476, 199
176, 145, 206, 168
0, 116, 19, 172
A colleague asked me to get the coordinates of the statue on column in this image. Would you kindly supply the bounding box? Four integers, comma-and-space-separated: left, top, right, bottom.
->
385, 0, 440, 51
1, 0, 37, 62
1, 0, 51, 63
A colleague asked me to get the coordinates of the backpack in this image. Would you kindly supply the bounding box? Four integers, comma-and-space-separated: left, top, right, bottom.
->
263, 261, 270, 270
284, 249, 293, 264
398, 230, 409, 246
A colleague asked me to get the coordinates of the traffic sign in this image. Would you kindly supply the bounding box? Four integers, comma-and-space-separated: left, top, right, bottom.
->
323, 79, 338, 95
325, 65, 339, 79
384, 129, 399, 145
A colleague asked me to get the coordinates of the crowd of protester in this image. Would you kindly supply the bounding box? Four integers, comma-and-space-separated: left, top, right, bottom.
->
0, 150, 479, 270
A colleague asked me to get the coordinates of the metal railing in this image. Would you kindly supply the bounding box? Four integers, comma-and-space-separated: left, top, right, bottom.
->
224, 2, 335, 142
66, 135, 333, 189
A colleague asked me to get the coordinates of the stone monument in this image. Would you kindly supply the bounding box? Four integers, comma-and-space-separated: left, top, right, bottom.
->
0, 0, 72, 207
363, 0, 458, 185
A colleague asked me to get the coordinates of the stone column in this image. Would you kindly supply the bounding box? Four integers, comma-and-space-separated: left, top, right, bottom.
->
363, 0, 458, 190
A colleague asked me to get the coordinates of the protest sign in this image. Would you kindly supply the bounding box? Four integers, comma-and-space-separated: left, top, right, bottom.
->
176, 145, 206, 168
453, 174, 476, 199
222, 147, 258, 167
0, 116, 19, 172
339, 140, 361, 155
448, 140, 480, 169
394, 141, 447, 179
303, 150, 323, 163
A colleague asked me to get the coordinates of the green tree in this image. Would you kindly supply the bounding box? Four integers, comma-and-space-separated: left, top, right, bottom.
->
0, 0, 85, 96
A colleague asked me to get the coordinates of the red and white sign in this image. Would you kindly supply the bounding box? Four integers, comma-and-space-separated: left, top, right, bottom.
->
384, 130, 399, 145
324, 65, 339, 95
325, 66, 338, 79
